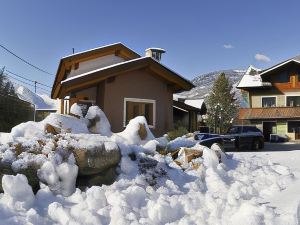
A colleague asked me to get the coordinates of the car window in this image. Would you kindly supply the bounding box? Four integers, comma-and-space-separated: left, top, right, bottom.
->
196, 134, 205, 140
228, 127, 239, 134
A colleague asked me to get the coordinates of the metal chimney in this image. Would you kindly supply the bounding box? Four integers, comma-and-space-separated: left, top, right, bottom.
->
145, 47, 166, 61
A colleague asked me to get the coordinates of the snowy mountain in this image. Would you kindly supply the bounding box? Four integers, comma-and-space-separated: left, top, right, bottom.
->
13, 84, 57, 110
176, 69, 248, 107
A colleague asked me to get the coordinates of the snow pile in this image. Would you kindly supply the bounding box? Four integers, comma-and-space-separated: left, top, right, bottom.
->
38, 153, 78, 197
0, 105, 298, 224
0, 148, 294, 224
0, 174, 35, 211
117, 116, 154, 145
86, 106, 112, 137
166, 136, 197, 152
7, 113, 89, 141
70, 103, 83, 118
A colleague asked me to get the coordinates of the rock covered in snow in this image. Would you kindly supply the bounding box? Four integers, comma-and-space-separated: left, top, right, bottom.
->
86, 106, 112, 137
43, 113, 89, 134
117, 116, 155, 145
165, 137, 197, 153
8, 113, 89, 141
73, 139, 121, 175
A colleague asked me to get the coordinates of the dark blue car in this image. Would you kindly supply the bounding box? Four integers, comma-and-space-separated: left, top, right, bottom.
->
194, 133, 224, 150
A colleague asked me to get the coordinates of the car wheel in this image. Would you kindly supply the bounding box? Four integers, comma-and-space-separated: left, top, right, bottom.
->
235, 139, 240, 151
252, 139, 260, 150
259, 141, 264, 149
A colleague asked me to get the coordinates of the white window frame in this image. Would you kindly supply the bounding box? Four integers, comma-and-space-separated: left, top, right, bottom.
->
123, 98, 156, 128
285, 95, 300, 107
261, 96, 277, 108
287, 120, 300, 133
63, 96, 70, 114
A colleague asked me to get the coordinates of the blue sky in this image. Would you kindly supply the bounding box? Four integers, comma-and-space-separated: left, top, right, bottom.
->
1, 0, 300, 95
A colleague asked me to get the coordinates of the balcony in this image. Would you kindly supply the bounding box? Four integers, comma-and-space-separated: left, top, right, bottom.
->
239, 107, 300, 120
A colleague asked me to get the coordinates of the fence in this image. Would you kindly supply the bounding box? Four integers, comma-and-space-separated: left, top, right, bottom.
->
0, 93, 34, 132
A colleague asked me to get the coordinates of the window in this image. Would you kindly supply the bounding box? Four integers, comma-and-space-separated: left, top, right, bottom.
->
63, 96, 70, 114
287, 121, 300, 133
286, 96, 300, 107
277, 71, 289, 83
124, 98, 155, 127
262, 97, 276, 107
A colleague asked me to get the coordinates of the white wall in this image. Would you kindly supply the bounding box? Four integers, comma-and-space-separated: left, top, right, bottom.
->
67, 54, 125, 78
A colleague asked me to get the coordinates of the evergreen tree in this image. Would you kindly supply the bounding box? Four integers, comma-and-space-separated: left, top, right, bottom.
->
0, 67, 5, 91
206, 73, 238, 134
0, 67, 17, 96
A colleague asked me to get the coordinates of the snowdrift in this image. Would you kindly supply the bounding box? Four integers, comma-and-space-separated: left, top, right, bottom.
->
0, 104, 296, 224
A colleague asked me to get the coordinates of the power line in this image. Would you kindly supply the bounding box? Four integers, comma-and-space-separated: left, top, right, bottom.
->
0, 44, 54, 76
5, 74, 51, 93
5, 69, 52, 89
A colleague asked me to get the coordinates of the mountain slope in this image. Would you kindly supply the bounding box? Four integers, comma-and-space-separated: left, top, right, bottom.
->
176, 69, 247, 107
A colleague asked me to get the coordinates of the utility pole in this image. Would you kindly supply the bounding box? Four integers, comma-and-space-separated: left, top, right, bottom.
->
34, 81, 37, 93
72, 48, 75, 54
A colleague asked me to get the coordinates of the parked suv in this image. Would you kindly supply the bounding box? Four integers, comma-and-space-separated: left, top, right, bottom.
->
223, 125, 264, 150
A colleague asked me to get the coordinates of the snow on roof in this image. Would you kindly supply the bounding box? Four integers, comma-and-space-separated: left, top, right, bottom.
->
145, 47, 166, 53
62, 56, 193, 87
13, 84, 57, 110
184, 99, 204, 110
173, 94, 204, 110
62, 57, 148, 84
62, 42, 140, 59
237, 65, 271, 88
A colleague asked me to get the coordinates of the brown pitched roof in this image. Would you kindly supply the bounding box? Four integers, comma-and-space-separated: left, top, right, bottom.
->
51, 43, 141, 98
259, 55, 300, 77
239, 107, 300, 120
53, 56, 194, 98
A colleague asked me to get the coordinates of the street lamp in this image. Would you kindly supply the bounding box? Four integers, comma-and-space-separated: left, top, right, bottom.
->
214, 103, 221, 134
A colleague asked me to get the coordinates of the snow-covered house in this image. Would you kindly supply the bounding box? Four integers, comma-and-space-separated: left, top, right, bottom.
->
51, 43, 194, 136
237, 57, 300, 141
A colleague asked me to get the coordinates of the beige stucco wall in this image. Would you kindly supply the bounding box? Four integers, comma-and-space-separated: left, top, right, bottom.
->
251, 96, 261, 108
251, 95, 286, 107
67, 55, 125, 78
101, 70, 174, 136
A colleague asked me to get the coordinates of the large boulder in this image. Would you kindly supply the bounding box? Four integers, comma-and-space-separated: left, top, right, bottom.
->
76, 167, 117, 189
72, 141, 121, 176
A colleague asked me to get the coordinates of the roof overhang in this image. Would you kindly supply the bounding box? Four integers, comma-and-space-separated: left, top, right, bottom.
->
259, 59, 300, 77
173, 100, 202, 113
54, 57, 194, 98
51, 43, 141, 98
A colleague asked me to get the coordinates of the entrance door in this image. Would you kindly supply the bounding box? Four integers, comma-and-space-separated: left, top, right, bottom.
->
263, 122, 277, 141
